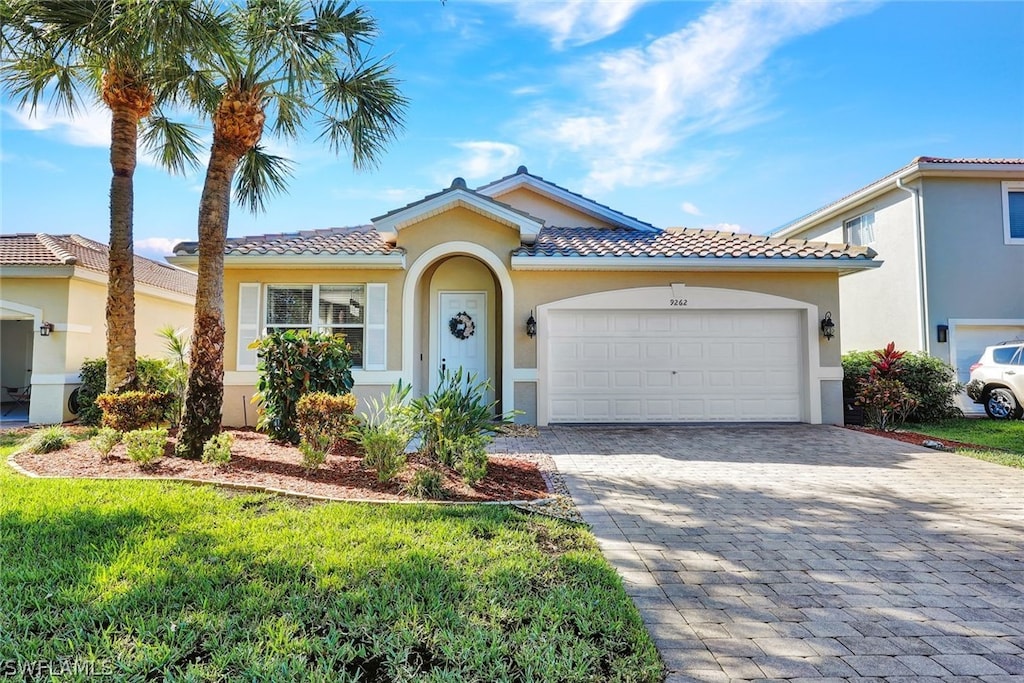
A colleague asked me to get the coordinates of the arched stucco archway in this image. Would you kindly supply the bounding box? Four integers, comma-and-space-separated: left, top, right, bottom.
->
402, 242, 515, 413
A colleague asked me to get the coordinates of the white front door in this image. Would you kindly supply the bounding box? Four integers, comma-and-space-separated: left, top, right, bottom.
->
435, 292, 488, 391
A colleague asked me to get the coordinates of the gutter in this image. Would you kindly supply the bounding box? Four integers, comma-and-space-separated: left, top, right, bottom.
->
895, 175, 930, 354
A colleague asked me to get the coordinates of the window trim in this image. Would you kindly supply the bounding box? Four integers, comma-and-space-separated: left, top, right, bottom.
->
843, 211, 876, 247
263, 283, 367, 368
1002, 181, 1024, 245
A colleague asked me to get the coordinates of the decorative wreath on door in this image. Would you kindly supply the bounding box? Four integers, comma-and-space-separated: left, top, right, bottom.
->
448, 311, 475, 340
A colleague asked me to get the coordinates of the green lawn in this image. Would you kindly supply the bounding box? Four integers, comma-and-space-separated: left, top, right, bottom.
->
906, 418, 1024, 456
0, 432, 661, 682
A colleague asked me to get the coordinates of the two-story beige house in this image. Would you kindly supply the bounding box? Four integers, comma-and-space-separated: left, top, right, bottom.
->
774, 157, 1024, 413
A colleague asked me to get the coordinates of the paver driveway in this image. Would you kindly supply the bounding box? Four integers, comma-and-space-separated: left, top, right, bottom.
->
531, 425, 1024, 682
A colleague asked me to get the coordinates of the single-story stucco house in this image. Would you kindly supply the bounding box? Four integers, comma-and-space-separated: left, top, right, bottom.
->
0, 233, 197, 424
169, 167, 879, 427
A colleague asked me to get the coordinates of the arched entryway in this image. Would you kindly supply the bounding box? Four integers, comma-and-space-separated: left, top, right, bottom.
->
402, 242, 515, 414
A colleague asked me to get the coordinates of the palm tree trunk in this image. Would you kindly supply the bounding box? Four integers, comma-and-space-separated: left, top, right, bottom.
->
106, 106, 139, 392
176, 141, 240, 459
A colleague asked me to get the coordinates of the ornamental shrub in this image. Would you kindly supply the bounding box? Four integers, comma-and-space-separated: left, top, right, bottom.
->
299, 434, 330, 476
123, 427, 167, 469
411, 369, 514, 485
857, 376, 919, 431
76, 357, 178, 426
843, 346, 962, 422
296, 392, 357, 453
91, 427, 122, 459
349, 383, 413, 483
202, 432, 234, 467
404, 467, 445, 499
19, 425, 72, 454
96, 391, 172, 431
251, 330, 355, 443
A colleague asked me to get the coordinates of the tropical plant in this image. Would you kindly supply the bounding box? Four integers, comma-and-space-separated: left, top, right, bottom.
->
91, 427, 122, 460
157, 325, 189, 426
18, 425, 72, 454
853, 341, 919, 431
176, 0, 407, 459
76, 357, 178, 426
122, 427, 167, 469
349, 382, 413, 482
95, 390, 172, 432
296, 391, 358, 452
412, 369, 509, 483
403, 467, 444, 499
299, 433, 330, 476
250, 330, 356, 444
1, 0, 225, 392
201, 432, 234, 467
844, 348, 962, 422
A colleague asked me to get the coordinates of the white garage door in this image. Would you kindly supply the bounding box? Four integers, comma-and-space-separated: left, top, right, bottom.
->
547, 309, 804, 423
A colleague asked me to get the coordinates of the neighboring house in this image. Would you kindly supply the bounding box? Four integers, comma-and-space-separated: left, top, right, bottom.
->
170, 167, 878, 427
773, 157, 1024, 413
0, 233, 197, 424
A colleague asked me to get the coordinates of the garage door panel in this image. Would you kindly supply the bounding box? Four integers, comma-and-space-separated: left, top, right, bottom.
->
547, 308, 804, 423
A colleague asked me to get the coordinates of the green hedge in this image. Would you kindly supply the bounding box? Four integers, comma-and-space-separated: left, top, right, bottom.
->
843, 349, 962, 422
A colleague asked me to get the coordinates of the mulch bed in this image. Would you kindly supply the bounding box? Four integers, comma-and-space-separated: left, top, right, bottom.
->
10, 427, 550, 503
844, 425, 991, 451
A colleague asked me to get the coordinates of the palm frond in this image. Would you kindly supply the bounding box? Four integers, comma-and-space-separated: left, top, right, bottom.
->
140, 115, 204, 176
315, 58, 406, 170
233, 145, 295, 214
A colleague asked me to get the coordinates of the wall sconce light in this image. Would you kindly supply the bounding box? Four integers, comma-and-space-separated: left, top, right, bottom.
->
937, 324, 948, 343
820, 312, 835, 341
526, 311, 537, 338
39, 322, 54, 337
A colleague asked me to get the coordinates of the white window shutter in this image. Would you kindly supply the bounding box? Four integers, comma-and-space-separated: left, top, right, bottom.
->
237, 283, 261, 370
364, 283, 387, 370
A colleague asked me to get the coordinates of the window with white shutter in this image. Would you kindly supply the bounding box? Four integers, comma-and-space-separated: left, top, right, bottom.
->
263, 284, 374, 368
363, 283, 387, 370
237, 283, 261, 370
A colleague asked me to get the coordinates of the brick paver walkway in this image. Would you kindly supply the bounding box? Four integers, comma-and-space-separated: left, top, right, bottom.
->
533, 425, 1024, 682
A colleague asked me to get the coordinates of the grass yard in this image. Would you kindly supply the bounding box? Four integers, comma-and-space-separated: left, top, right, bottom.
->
906, 418, 1024, 469
906, 418, 1024, 455
0, 432, 662, 682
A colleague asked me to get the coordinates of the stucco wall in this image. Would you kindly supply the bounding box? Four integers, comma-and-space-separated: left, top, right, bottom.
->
921, 177, 1024, 365
785, 187, 921, 353
489, 187, 616, 228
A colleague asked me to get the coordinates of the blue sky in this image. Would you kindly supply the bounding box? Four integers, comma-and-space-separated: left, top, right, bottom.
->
2, 1, 1023, 260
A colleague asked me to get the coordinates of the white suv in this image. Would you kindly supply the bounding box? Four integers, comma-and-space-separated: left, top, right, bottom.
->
967, 341, 1024, 419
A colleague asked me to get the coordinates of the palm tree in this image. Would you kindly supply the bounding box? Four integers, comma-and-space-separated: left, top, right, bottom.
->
175, 0, 406, 458
1, 0, 225, 392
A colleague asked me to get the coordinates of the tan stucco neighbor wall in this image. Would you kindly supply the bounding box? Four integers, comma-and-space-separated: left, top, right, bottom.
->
0, 273, 194, 424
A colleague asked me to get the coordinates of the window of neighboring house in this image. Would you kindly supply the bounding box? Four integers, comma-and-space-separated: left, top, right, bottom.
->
1003, 181, 1024, 244
265, 284, 366, 366
844, 212, 875, 246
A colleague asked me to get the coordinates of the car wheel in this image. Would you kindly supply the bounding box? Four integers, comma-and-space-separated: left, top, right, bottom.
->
984, 387, 1023, 420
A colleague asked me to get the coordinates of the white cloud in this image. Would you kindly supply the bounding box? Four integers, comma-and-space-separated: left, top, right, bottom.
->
136, 236, 188, 258
681, 202, 702, 216
6, 103, 110, 147
533, 1, 874, 190
705, 222, 743, 233
509, 0, 649, 49
434, 141, 522, 185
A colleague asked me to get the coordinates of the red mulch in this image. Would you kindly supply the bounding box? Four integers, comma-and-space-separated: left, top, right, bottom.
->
10, 427, 549, 503
844, 426, 989, 451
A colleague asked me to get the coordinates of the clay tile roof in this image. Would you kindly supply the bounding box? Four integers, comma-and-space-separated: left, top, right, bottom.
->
512, 227, 876, 261
916, 156, 1024, 164
0, 233, 197, 296
173, 226, 399, 257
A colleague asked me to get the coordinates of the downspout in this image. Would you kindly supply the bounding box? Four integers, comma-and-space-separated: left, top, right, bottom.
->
896, 175, 930, 354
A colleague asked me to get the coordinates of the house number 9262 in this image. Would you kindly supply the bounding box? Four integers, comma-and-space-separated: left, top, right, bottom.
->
669, 298, 688, 306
